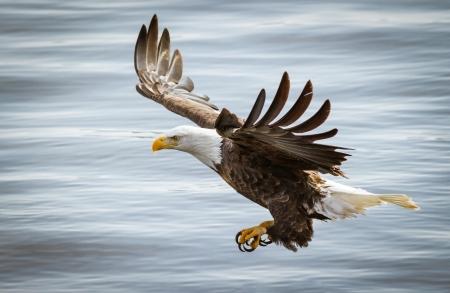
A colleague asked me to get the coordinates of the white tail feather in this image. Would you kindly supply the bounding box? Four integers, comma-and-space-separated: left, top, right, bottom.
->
378, 194, 420, 210
317, 180, 420, 220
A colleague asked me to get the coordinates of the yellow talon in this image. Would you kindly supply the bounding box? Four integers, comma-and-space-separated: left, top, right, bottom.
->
236, 220, 274, 251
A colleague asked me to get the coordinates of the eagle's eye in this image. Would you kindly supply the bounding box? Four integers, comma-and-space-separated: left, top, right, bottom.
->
172, 135, 180, 142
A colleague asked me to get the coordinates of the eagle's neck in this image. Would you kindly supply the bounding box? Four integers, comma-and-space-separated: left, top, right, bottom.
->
184, 128, 223, 170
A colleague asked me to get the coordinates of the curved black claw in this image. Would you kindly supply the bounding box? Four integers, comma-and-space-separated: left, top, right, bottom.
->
235, 231, 256, 252
243, 244, 255, 252
235, 231, 242, 245
259, 237, 272, 247
235, 231, 246, 252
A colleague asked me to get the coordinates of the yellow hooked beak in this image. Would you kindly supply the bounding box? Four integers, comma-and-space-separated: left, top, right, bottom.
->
152, 135, 177, 154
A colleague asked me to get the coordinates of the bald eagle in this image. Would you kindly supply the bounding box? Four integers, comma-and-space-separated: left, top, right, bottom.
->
134, 15, 419, 252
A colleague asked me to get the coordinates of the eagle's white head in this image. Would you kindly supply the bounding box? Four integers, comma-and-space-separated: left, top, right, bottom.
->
152, 125, 223, 169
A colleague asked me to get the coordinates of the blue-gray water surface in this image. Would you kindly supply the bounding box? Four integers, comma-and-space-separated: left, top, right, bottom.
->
1, 1, 449, 292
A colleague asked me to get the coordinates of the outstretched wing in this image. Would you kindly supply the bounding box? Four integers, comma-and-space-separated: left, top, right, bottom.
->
214, 72, 351, 177
134, 15, 243, 128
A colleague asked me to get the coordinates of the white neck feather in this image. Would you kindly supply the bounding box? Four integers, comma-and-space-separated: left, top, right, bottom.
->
189, 129, 222, 170
167, 126, 223, 170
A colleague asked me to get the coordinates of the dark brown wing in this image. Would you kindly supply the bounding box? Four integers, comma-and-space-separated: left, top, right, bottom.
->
266, 198, 313, 252
214, 72, 351, 177
135, 15, 245, 128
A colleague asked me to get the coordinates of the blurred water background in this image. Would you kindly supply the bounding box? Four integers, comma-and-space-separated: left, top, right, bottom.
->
1, 0, 449, 292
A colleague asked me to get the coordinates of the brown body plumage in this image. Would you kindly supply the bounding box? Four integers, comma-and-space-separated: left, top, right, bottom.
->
217, 139, 329, 251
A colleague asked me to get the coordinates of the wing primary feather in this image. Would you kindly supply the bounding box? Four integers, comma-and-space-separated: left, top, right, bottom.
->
254, 71, 290, 127
270, 80, 313, 127
286, 99, 331, 133
166, 49, 183, 83
146, 14, 158, 72
156, 28, 170, 77
134, 25, 148, 76
243, 89, 266, 129
298, 128, 338, 142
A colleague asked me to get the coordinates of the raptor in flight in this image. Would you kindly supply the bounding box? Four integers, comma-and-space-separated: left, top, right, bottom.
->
134, 15, 419, 252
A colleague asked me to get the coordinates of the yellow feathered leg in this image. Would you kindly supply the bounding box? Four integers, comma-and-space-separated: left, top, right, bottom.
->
235, 220, 274, 252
